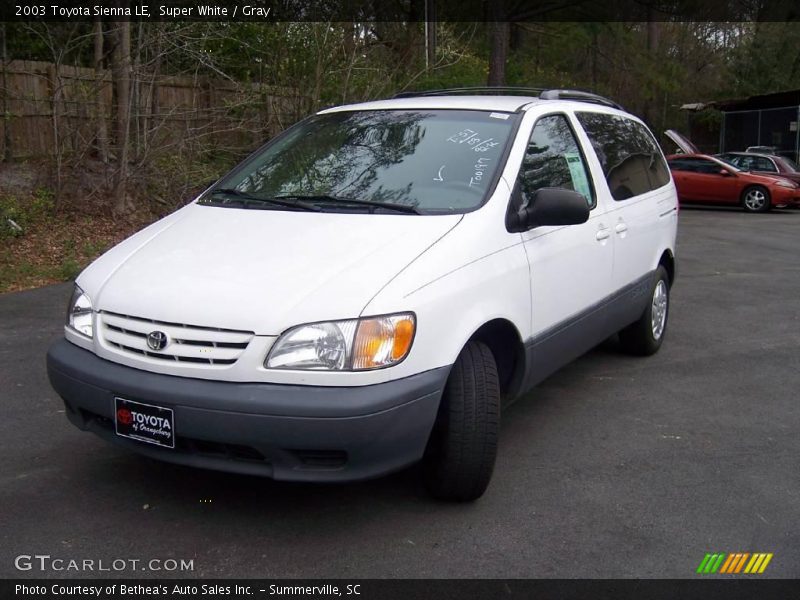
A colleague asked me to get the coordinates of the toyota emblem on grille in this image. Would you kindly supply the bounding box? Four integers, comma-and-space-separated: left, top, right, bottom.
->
146, 330, 169, 351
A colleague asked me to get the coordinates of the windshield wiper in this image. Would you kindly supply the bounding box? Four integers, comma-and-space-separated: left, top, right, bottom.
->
209, 188, 319, 211
275, 194, 421, 215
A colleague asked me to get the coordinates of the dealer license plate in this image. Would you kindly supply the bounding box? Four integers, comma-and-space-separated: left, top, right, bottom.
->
114, 397, 175, 449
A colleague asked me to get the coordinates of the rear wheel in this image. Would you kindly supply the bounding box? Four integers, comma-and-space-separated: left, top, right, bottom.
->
618, 266, 670, 356
741, 185, 771, 213
422, 340, 500, 502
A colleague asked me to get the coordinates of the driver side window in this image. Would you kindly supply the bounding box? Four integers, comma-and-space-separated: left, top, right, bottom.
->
693, 159, 724, 174
518, 114, 595, 209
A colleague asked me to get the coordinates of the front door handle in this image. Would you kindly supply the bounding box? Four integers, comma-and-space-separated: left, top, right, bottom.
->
596, 228, 611, 241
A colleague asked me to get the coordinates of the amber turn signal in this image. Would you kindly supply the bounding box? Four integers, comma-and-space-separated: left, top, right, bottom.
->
352, 314, 415, 370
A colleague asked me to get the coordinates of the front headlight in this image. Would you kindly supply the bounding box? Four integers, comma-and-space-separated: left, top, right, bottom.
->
265, 313, 415, 371
66, 284, 93, 338
774, 179, 796, 189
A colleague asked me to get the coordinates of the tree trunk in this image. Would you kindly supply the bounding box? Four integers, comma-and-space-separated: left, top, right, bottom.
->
144, 24, 163, 158
93, 18, 109, 163
111, 19, 133, 216
132, 20, 143, 161
424, 0, 436, 70
487, 22, 510, 87
642, 17, 660, 127
1, 23, 11, 162
341, 22, 357, 103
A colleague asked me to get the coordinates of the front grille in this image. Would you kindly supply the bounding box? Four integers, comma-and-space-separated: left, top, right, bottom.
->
100, 311, 253, 366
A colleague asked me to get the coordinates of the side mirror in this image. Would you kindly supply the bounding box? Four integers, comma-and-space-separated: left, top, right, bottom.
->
719, 169, 732, 177
507, 187, 590, 232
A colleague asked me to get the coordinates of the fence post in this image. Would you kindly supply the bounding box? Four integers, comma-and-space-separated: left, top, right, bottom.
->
795, 106, 800, 164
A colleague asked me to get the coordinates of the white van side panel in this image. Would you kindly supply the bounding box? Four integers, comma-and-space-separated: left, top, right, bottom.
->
362, 179, 531, 372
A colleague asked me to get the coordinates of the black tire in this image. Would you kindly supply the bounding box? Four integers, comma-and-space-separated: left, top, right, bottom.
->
618, 266, 670, 356
741, 185, 771, 213
422, 340, 500, 502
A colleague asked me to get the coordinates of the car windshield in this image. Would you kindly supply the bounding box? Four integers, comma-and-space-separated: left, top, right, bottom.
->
714, 157, 740, 172
205, 109, 518, 214
778, 156, 800, 171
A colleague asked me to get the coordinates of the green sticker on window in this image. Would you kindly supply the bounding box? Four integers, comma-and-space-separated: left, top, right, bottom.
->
564, 152, 591, 203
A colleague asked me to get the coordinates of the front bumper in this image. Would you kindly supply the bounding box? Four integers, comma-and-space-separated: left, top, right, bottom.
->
47, 338, 448, 482
771, 187, 800, 207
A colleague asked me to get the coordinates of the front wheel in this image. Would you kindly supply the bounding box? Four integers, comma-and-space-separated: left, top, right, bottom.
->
618, 266, 670, 356
741, 185, 771, 213
422, 340, 500, 502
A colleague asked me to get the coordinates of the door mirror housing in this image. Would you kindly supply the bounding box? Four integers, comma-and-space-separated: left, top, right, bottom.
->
718, 169, 733, 177
507, 187, 590, 232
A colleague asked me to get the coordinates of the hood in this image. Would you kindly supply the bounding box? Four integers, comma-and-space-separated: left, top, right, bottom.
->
84, 204, 461, 334
665, 129, 700, 155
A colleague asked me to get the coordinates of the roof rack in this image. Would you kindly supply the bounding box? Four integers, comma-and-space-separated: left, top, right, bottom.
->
393, 86, 623, 111
539, 89, 623, 110
394, 86, 546, 98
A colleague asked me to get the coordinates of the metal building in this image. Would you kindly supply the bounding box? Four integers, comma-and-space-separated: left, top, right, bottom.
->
717, 90, 800, 162
680, 90, 800, 162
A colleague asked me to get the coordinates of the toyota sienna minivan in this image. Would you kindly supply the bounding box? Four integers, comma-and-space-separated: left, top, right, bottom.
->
47, 88, 678, 501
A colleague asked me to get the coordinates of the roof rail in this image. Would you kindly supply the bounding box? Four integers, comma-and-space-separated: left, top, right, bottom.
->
394, 86, 546, 98
538, 89, 624, 110
393, 86, 623, 110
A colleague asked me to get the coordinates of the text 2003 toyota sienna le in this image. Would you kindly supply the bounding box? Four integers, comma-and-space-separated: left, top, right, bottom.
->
47, 89, 678, 501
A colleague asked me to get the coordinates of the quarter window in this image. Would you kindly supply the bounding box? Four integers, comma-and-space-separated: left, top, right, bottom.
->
517, 114, 594, 208
576, 112, 670, 200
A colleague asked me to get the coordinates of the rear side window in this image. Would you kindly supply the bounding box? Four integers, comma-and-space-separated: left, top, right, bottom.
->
667, 158, 697, 172
576, 112, 670, 201
668, 157, 728, 175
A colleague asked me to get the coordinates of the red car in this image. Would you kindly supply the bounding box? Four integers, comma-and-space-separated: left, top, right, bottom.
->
665, 130, 800, 213
715, 151, 800, 186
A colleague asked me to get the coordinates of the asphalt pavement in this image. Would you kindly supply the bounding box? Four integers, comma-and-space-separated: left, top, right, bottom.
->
1, 207, 798, 579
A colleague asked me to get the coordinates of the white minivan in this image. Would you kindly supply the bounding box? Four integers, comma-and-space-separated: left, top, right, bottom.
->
47, 88, 678, 501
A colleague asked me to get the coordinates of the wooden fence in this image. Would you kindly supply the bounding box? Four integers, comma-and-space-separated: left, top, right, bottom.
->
0, 59, 304, 160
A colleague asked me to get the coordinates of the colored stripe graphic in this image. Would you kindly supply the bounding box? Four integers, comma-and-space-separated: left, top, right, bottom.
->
724, 553, 742, 573
710, 554, 726, 573
719, 553, 736, 573
720, 553, 735, 573
697, 554, 713, 574
734, 553, 750, 573
758, 553, 773, 573
728, 553, 742, 573
697, 553, 727, 574
745, 554, 761, 573
704, 552, 774, 574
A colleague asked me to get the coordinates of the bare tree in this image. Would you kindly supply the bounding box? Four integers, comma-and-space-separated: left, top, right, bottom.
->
1, 23, 11, 162
93, 17, 109, 163
488, 21, 510, 86
110, 20, 133, 215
